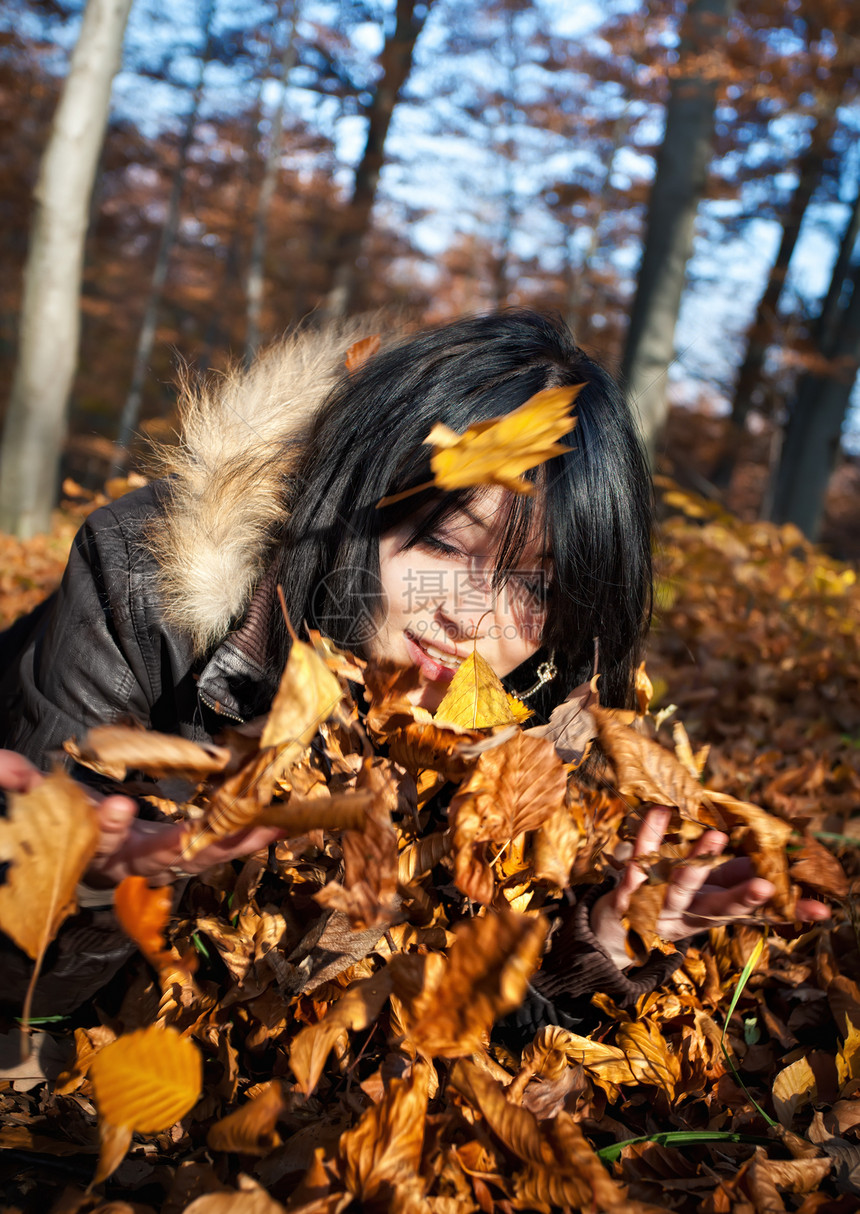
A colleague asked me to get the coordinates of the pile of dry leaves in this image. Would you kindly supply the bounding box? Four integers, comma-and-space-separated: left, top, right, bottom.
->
0, 473, 859, 1212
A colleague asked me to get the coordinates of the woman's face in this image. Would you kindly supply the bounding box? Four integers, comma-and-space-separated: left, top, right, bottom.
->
370, 487, 550, 711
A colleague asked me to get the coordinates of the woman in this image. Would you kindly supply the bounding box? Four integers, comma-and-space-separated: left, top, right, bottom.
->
0, 310, 826, 1013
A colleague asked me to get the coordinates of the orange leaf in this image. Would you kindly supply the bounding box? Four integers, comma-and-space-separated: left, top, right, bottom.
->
345, 333, 381, 373
289, 970, 394, 1095
113, 876, 176, 972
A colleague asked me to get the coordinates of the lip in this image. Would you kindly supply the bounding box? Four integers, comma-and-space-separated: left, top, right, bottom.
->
404, 630, 464, 682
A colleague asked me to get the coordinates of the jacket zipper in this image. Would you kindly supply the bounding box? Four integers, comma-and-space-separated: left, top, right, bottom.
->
198, 690, 246, 724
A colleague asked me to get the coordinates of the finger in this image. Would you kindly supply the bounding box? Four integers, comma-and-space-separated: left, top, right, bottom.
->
661, 831, 731, 914
94, 795, 137, 856
705, 857, 757, 888
794, 898, 831, 922
0, 749, 43, 793
689, 877, 775, 923
633, 806, 672, 858
689, 830, 729, 859
663, 861, 714, 914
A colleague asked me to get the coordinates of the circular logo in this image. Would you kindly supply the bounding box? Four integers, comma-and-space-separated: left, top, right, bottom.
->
310, 567, 387, 648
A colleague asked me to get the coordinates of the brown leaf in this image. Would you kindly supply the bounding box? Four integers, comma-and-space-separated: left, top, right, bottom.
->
708, 791, 796, 917
289, 969, 394, 1095
531, 804, 582, 888
340, 1062, 430, 1203
451, 731, 567, 842
594, 707, 708, 820
261, 637, 344, 754
789, 834, 849, 899
448, 732, 567, 903
451, 1060, 625, 1210
526, 677, 598, 766
388, 719, 482, 781
207, 1081, 285, 1155
67, 724, 230, 781
315, 760, 399, 929
0, 769, 100, 1026
396, 908, 547, 1058
183, 1191, 288, 1214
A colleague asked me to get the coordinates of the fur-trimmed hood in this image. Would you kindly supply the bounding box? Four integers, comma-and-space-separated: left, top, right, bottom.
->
147, 321, 384, 656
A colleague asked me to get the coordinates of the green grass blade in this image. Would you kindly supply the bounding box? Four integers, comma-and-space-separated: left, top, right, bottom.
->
719, 931, 778, 1129
597, 1129, 772, 1164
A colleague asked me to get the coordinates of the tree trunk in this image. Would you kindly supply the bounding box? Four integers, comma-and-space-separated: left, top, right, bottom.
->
713, 111, 845, 489
769, 257, 860, 538
0, 0, 133, 538
245, 2, 299, 362
321, 0, 432, 319
113, 0, 215, 458
620, 0, 735, 461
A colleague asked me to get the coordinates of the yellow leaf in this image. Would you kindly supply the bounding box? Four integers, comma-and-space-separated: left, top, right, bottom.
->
89, 1025, 202, 1133
428, 384, 581, 496
772, 1055, 817, 1127
615, 1019, 680, 1099
434, 650, 518, 729
837, 1018, 860, 1087
89, 1024, 202, 1181
261, 638, 344, 753
0, 770, 99, 961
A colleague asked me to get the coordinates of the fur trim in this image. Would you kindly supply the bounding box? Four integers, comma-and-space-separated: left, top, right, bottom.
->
147, 321, 381, 655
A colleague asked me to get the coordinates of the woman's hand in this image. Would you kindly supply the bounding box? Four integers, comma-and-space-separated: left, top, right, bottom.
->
590, 806, 832, 971
0, 749, 283, 889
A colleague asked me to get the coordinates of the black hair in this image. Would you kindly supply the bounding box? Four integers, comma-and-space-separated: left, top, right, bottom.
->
270, 310, 653, 715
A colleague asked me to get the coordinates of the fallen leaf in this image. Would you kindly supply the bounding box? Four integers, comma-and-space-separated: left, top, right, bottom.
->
615, 1018, 680, 1099
261, 636, 344, 754
289, 970, 394, 1095
789, 835, 849, 899
594, 707, 708, 821
435, 650, 518, 729
396, 908, 547, 1058
207, 1081, 285, 1155
526, 677, 598, 766
67, 725, 230, 781
113, 876, 178, 973
340, 1062, 430, 1203
773, 1055, 817, 1127
89, 1024, 202, 1181
315, 761, 399, 929
0, 769, 100, 962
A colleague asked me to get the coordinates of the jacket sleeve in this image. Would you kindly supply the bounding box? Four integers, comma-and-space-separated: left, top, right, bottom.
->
3, 490, 166, 770
499, 883, 687, 1043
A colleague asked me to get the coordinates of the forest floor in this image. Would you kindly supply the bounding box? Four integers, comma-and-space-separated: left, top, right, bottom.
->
0, 453, 859, 1214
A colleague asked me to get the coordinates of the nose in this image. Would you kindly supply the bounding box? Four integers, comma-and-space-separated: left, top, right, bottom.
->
433, 599, 488, 644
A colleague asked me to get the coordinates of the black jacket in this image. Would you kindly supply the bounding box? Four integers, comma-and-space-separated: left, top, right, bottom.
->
1, 483, 280, 769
